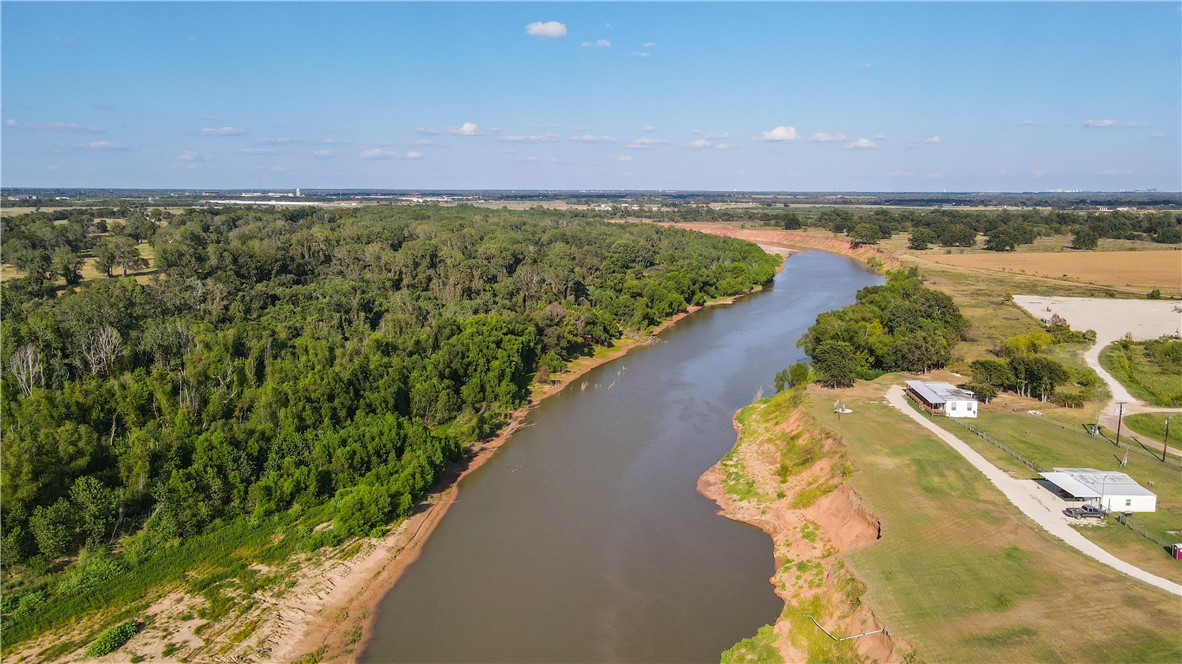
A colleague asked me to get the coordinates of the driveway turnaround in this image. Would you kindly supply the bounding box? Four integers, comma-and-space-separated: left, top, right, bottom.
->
885, 385, 1182, 598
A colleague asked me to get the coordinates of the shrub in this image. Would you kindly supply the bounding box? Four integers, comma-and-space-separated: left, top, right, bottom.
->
86, 620, 141, 657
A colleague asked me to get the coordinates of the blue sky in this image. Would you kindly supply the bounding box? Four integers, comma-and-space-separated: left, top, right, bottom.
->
2, 2, 1179, 191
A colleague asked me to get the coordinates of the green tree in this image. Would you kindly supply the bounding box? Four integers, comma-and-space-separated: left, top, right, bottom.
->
70, 476, 117, 548
984, 227, 1018, 251
29, 498, 76, 560
812, 341, 863, 388
51, 247, 85, 285
1070, 227, 1099, 250
849, 223, 882, 245
908, 228, 937, 250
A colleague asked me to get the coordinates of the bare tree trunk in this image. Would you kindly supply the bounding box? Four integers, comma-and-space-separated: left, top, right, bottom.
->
7, 343, 43, 397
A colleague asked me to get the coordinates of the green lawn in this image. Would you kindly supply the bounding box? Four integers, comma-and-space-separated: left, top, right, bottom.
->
920, 399, 1182, 583
808, 380, 1182, 662
1125, 413, 1181, 450
1100, 341, 1182, 407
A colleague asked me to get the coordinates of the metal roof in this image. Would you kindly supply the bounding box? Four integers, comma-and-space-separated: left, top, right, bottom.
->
905, 380, 977, 405
1040, 468, 1156, 499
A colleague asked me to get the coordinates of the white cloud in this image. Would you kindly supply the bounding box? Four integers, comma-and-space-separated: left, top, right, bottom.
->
499, 134, 559, 143
1030, 169, 1045, 177
714, 143, 732, 150
845, 138, 878, 150
757, 126, 799, 142
449, 122, 482, 136
889, 170, 914, 177
809, 132, 846, 143
688, 129, 703, 135
570, 134, 617, 143
84, 140, 125, 150
581, 39, 611, 48
46, 164, 60, 171
520, 155, 542, 162
707, 131, 731, 140
1124, 121, 1143, 127
312, 150, 333, 158
201, 126, 246, 136
178, 150, 206, 161
688, 139, 712, 149
873, 134, 887, 141
641, 42, 656, 48
406, 151, 423, 159
415, 139, 434, 146
415, 128, 439, 135
998, 169, 1007, 176
632, 52, 651, 58
857, 62, 872, 69
1150, 132, 1167, 138
626, 137, 670, 149
526, 21, 567, 38
5, 118, 104, 133
641, 126, 656, 132
615, 155, 634, 161
1101, 169, 1134, 175
237, 147, 278, 154
260, 137, 296, 144
1083, 118, 1115, 128
268, 165, 290, 173
1020, 119, 1042, 126
360, 148, 401, 159
928, 171, 944, 179
924, 135, 943, 143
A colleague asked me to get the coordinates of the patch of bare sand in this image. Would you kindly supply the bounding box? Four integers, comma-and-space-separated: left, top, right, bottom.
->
699, 400, 909, 662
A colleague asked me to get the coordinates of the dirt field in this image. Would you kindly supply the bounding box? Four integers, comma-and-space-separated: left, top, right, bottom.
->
925, 250, 1181, 292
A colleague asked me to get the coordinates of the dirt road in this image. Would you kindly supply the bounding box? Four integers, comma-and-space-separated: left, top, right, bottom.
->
885, 385, 1182, 597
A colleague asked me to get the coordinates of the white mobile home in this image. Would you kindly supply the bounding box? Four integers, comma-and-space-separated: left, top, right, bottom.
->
904, 380, 979, 418
1039, 467, 1157, 512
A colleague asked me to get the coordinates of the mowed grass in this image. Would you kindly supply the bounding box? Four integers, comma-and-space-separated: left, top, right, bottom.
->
923, 250, 1182, 293
920, 400, 1182, 583
808, 381, 1182, 662
1100, 342, 1182, 407
1125, 413, 1181, 450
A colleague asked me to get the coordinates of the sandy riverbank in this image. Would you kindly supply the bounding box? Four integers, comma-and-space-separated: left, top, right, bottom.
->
697, 390, 908, 662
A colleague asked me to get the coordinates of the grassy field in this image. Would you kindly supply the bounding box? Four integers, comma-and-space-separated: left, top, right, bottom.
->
1125, 413, 1180, 449
920, 250, 1181, 293
809, 381, 1182, 662
0, 242, 155, 285
918, 398, 1182, 583
1099, 342, 1182, 407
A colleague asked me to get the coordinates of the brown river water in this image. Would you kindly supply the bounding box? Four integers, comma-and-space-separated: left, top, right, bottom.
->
362, 251, 881, 662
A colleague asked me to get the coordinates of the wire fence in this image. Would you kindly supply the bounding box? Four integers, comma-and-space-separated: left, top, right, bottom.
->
950, 420, 1047, 473
1115, 513, 1172, 551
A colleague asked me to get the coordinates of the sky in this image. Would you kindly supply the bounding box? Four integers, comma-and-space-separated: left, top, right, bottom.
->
2, 2, 1179, 192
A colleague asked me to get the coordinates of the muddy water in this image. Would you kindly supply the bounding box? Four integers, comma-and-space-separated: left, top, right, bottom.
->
363, 252, 881, 663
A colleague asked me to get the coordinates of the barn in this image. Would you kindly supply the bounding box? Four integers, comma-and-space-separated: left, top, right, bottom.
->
904, 380, 979, 418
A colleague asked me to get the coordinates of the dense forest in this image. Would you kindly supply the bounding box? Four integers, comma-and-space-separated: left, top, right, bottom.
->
791, 268, 967, 387
0, 205, 777, 644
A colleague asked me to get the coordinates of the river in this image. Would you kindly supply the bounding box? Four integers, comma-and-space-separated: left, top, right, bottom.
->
362, 251, 881, 662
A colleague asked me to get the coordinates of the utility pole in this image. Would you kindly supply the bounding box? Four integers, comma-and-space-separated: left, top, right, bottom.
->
1114, 401, 1127, 448
1164, 415, 1172, 463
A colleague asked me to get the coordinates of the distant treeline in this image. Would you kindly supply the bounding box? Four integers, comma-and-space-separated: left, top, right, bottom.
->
0, 205, 777, 640
625, 205, 1182, 249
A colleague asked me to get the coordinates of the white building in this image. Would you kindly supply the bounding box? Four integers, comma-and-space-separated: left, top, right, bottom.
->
904, 380, 979, 418
1039, 467, 1157, 512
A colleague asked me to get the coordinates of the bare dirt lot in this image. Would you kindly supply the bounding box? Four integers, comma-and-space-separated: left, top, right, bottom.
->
925, 250, 1181, 292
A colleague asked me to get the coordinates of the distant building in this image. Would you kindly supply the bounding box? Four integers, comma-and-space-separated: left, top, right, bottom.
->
904, 380, 978, 418
1039, 468, 1157, 512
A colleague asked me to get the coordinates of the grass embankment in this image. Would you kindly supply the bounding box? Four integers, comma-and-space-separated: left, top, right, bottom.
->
709, 387, 897, 664
1125, 413, 1180, 450
1099, 340, 1182, 407
915, 402, 1182, 583
810, 380, 1182, 662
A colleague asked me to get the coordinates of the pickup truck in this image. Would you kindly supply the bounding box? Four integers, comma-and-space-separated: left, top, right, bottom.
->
1064, 505, 1107, 519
